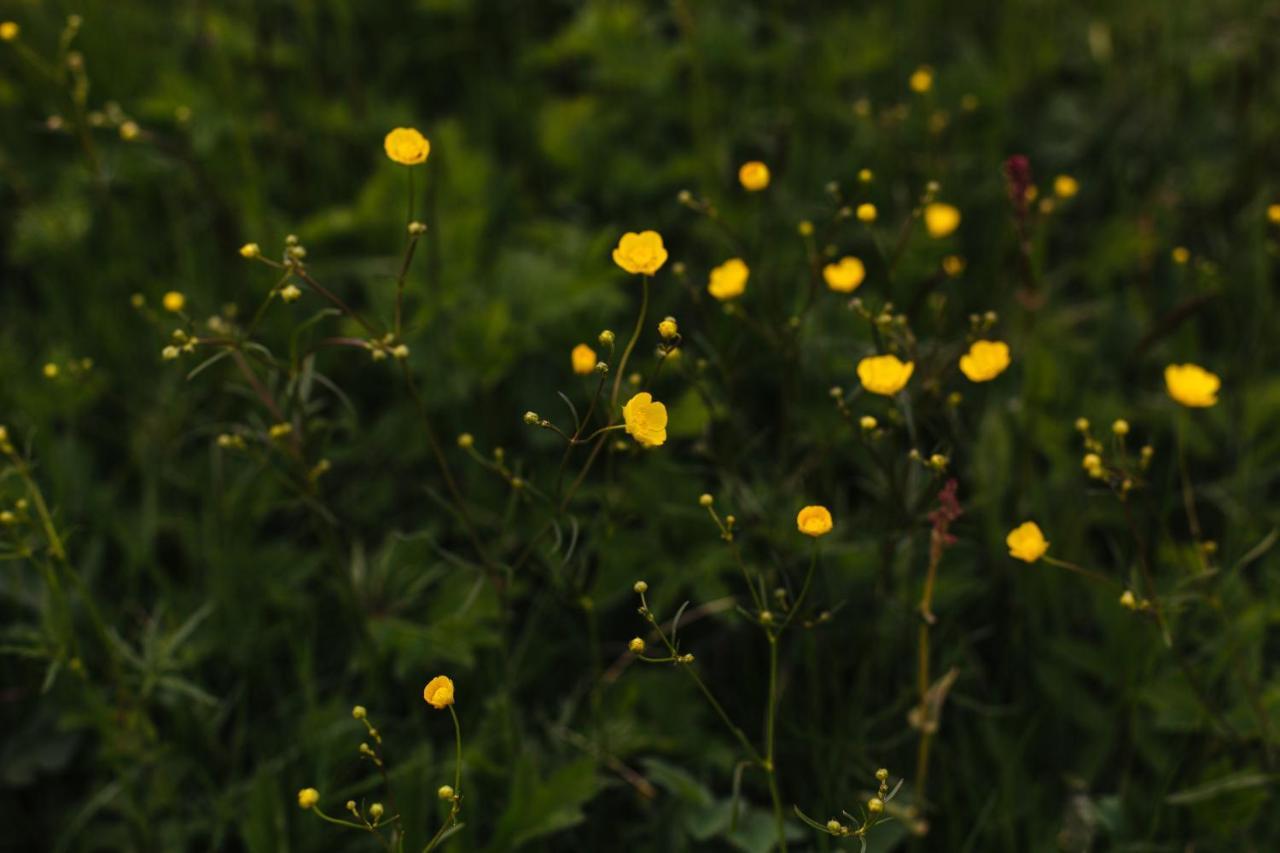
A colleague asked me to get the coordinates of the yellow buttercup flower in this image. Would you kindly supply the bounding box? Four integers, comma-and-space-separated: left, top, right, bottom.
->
823, 256, 865, 293
796, 505, 833, 537
384, 127, 430, 165
1006, 522, 1049, 563
423, 675, 455, 709
958, 340, 1011, 382
909, 65, 934, 93
622, 392, 668, 448
857, 354, 914, 396
0, 22, 18, 41
163, 291, 186, 313
707, 258, 749, 300
571, 343, 597, 375
856, 203, 877, 223
923, 203, 961, 238
738, 161, 770, 191
612, 231, 668, 275
1164, 363, 1220, 408
297, 788, 320, 809
1053, 175, 1079, 198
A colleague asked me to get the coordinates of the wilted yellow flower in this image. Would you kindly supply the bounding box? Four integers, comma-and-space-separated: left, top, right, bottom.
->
796, 505, 833, 537
1006, 522, 1049, 563
923, 203, 961, 238
857, 354, 914, 396
958, 340, 1011, 382
1164, 363, 1220, 408
622, 392, 667, 448
612, 231, 668, 275
658, 317, 678, 339
823, 256, 865, 293
1053, 175, 1079, 198
942, 255, 966, 277
707, 257, 749, 300
571, 343, 597, 375
0, 22, 18, 41
856, 203, 877, 223
297, 788, 320, 809
909, 65, 934, 93
163, 291, 186, 313
384, 127, 430, 165
422, 675, 455, 709
738, 161, 770, 191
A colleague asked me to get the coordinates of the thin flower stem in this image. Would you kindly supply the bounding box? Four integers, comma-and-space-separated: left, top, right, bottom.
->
778, 546, 818, 634
764, 634, 788, 852
1042, 556, 1121, 588
422, 707, 464, 853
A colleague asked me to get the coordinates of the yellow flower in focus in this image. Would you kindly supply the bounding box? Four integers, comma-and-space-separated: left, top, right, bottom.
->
796, 505, 834, 537
1164, 363, 1220, 408
958, 340, 1011, 382
1006, 522, 1049, 563
572, 343, 597, 375
856, 354, 914, 396
612, 231, 668, 275
856, 203, 877, 223
384, 127, 430, 165
822, 256, 865, 293
1053, 175, 1079, 198
163, 291, 186, 313
707, 257, 749, 300
923, 203, 961, 238
422, 675, 455, 709
0, 22, 18, 41
738, 161, 770, 191
909, 65, 934, 93
297, 788, 320, 809
1171, 246, 1190, 265
622, 392, 668, 448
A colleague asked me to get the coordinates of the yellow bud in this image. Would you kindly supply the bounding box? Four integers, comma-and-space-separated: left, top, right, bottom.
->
658, 317, 678, 340
628, 637, 645, 654
1119, 590, 1137, 610
352, 705, 367, 720
163, 291, 186, 313
876, 768, 889, 782
798, 220, 814, 237
438, 785, 455, 800
297, 788, 320, 809
868, 797, 884, 814
860, 415, 878, 431
1074, 417, 1090, 432
826, 819, 843, 833
1111, 419, 1129, 436
856, 203, 877, 223
633, 580, 648, 594
457, 433, 474, 449
239, 243, 261, 259
699, 493, 714, 507
42, 363, 60, 379
369, 803, 384, 820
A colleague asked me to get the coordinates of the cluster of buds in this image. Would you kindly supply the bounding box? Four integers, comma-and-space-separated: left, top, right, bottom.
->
809, 767, 899, 840
366, 333, 409, 361
697, 493, 736, 542
215, 433, 247, 451
161, 329, 198, 361
967, 310, 999, 334
1074, 417, 1153, 495
908, 448, 950, 473
283, 233, 307, 266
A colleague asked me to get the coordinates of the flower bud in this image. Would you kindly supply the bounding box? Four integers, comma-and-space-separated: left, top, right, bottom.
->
523, 411, 540, 425
457, 433, 474, 449
658, 316, 678, 339
1111, 419, 1130, 436
860, 415, 878, 431
633, 580, 648, 594
868, 797, 885, 814
699, 494, 714, 507
628, 637, 645, 654
369, 803, 384, 820
598, 330, 615, 347
352, 705, 367, 719
408, 221, 428, 235
438, 785, 455, 800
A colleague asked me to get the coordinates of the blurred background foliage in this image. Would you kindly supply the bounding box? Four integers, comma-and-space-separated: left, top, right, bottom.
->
2, 0, 1280, 850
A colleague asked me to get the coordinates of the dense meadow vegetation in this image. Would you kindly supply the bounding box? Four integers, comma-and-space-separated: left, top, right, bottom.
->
3, 1, 1280, 850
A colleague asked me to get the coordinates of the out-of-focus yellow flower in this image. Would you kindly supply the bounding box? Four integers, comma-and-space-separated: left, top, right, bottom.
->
119, 121, 140, 141
857, 354, 914, 396
572, 343, 597, 375
384, 127, 430, 165
823, 256, 865, 293
298, 788, 320, 809
860, 415, 878, 431
612, 231, 668, 275
923, 203, 961, 238
708, 257, 749, 300
856, 203, 877, 223
1006, 522, 1049, 563
1082, 453, 1103, 478
909, 66, 934, 93
268, 422, 293, 440
1111, 419, 1129, 436
163, 291, 186, 313
1171, 246, 1190, 265
622, 392, 667, 448
958, 340, 1010, 382
0, 22, 18, 41
240, 243, 261, 259
42, 362, 59, 379
738, 161, 770, 191
796, 505, 833, 537
1268, 204, 1280, 225
1053, 175, 1079, 198
280, 284, 302, 302
423, 675, 455, 709
797, 220, 814, 237
1165, 363, 1220, 408
942, 255, 966, 277
858, 168, 874, 183
1119, 590, 1137, 610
